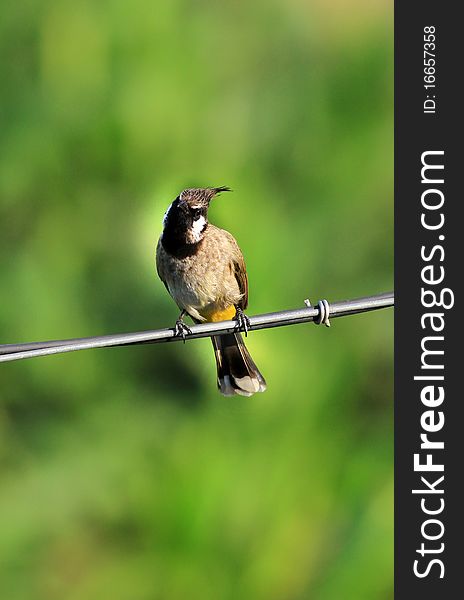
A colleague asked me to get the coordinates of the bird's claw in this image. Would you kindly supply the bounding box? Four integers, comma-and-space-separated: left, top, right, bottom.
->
173, 319, 192, 342
235, 307, 251, 337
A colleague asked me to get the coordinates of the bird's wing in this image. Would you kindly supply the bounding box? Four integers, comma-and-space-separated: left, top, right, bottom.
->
233, 254, 249, 310
155, 240, 171, 295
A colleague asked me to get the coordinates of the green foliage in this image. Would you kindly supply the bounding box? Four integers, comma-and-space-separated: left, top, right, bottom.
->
0, 1, 393, 598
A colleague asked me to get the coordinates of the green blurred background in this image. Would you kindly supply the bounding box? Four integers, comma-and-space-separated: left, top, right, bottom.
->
0, 1, 393, 598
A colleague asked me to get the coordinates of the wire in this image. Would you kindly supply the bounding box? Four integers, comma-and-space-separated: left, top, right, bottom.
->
0, 291, 393, 363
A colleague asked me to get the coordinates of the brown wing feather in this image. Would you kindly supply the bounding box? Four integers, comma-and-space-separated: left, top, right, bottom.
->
233, 256, 248, 310
156, 243, 176, 302
155, 254, 170, 295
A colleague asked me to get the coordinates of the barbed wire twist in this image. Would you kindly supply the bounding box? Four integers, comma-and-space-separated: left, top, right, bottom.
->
0, 291, 393, 363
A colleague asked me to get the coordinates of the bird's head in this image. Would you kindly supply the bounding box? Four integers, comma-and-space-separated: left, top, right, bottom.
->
162, 186, 231, 246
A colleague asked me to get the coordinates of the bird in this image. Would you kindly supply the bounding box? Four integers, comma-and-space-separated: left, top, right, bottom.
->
156, 187, 267, 397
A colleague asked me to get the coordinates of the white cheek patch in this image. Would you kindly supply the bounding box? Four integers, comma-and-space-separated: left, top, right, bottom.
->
162, 202, 173, 227
191, 215, 206, 242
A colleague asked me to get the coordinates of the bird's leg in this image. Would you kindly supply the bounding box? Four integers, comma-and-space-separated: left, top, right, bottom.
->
234, 306, 251, 337
173, 309, 192, 342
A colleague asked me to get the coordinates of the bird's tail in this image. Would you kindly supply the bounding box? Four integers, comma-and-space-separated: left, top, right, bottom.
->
211, 333, 267, 397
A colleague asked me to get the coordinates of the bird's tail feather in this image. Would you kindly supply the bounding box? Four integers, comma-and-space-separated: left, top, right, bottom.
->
211, 333, 266, 397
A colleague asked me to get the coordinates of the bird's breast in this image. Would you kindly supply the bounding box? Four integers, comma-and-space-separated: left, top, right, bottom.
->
156, 226, 244, 320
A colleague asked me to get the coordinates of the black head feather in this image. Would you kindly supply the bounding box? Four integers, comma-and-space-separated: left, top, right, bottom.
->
211, 186, 232, 195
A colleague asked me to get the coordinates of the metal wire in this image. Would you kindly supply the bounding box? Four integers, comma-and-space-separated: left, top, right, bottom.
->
0, 291, 393, 363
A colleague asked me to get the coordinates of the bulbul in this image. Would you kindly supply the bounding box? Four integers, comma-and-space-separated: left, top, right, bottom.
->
156, 187, 267, 397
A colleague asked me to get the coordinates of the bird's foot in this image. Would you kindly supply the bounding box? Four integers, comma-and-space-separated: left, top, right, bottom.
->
173, 319, 192, 342
235, 307, 251, 337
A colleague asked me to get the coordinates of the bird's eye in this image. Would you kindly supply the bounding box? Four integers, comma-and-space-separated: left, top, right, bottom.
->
191, 208, 202, 220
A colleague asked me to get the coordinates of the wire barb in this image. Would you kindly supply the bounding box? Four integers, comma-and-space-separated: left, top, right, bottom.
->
0, 291, 393, 364
316, 299, 331, 327
304, 298, 331, 327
